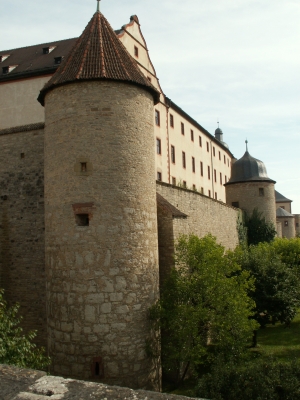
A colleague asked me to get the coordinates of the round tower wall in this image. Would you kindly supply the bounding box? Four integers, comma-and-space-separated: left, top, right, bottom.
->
226, 181, 276, 225
44, 81, 160, 390
277, 217, 296, 239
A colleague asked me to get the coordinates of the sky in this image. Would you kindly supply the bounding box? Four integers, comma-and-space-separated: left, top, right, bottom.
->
2, 0, 300, 212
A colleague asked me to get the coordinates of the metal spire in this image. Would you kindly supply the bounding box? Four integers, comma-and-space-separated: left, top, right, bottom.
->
245, 139, 248, 152
217, 121, 219, 128
96, 0, 101, 12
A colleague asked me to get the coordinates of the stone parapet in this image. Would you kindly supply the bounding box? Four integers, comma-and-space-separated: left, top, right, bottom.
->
0, 365, 206, 400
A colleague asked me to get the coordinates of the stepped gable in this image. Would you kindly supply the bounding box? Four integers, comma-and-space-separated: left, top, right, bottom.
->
38, 11, 160, 106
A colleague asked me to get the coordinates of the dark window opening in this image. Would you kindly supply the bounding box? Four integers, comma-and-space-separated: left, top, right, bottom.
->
147, 76, 151, 82
156, 138, 161, 154
215, 192, 217, 200
172, 177, 176, 185
155, 110, 160, 126
182, 151, 186, 168
171, 145, 175, 163
81, 162, 87, 172
219, 151, 221, 160
206, 142, 209, 152
191, 129, 194, 141
232, 202, 239, 208
259, 188, 264, 196
193, 184, 196, 191
76, 214, 89, 226
43, 47, 50, 54
296, 223, 299, 228
134, 46, 139, 57
181, 122, 185, 135
183, 181, 187, 188
170, 114, 174, 127
213, 147, 215, 157
208, 190, 211, 197
91, 357, 104, 379
192, 157, 195, 173
199, 136, 202, 147
208, 165, 210, 180
20, 153, 25, 159
284, 221, 288, 227
2, 66, 9, 74
157, 171, 162, 181
200, 161, 203, 176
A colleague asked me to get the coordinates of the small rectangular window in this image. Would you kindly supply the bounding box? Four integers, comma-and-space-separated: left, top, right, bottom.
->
157, 171, 162, 181
296, 222, 299, 228
199, 136, 202, 147
191, 130, 194, 141
192, 157, 195, 173
213, 147, 215, 157
181, 122, 185, 135
200, 161, 203, 176
171, 145, 175, 163
208, 190, 211, 197
284, 221, 288, 227
206, 142, 209, 152
201, 187, 204, 194
156, 138, 161, 154
81, 162, 87, 172
225, 175, 227, 183
2, 66, 9, 74
170, 114, 174, 127
155, 110, 160, 126
214, 169, 217, 183
220, 173, 222, 185
259, 188, 264, 196
43, 47, 50, 54
76, 214, 89, 226
208, 165, 210, 180
219, 151, 221, 160
183, 181, 187, 188
172, 177, 176, 185
224, 155, 226, 164
193, 184, 196, 191
215, 192, 217, 200
182, 151, 186, 168
20, 153, 25, 159
134, 46, 139, 57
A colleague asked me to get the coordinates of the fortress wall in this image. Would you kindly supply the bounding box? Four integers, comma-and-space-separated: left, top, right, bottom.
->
156, 182, 239, 251
0, 126, 46, 347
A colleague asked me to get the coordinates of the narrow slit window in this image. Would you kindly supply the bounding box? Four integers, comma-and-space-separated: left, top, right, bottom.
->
134, 46, 139, 57
81, 162, 87, 172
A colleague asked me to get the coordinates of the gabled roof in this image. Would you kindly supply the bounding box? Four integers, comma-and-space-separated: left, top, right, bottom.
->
275, 190, 292, 203
0, 38, 77, 82
276, 207, 294, 218
38, 11, 160, 106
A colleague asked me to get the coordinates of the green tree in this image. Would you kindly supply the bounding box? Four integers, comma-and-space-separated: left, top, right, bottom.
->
234, 244, 300, 345
0, 289, 50, 369
244, 208, 276, 246
149, 234, 258, 385
272, 237, 300, 273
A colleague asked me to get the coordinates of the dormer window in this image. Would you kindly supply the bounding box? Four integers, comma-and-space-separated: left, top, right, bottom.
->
0, 55, 10, 63
54, 56, 63, 65
43, 46, 56, 54
2, 65, 17, 74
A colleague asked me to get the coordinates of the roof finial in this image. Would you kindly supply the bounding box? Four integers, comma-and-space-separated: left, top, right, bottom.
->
217, 121, 219, 128
245, 139, 248, 152
96, 0, 101, 12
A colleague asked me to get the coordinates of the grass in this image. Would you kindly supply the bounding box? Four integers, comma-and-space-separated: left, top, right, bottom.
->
254, 312, 300, 361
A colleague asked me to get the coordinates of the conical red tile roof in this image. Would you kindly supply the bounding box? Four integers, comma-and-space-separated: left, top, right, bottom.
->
38, 11, 160, 105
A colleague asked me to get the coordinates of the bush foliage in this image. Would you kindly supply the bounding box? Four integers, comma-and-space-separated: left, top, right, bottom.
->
0, 289, 50, 370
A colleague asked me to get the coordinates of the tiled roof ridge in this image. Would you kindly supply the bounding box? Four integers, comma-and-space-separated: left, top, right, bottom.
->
38, 12, 160, 106
0, 123, 44, 136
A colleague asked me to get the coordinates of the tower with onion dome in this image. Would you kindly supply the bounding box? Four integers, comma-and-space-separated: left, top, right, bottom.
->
225, 142, 276, 225
38, 4, 160, 390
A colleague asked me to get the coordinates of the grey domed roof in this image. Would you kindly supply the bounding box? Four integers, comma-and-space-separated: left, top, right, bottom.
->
225, 150, 275, 185
276, 207, 294, 217
215, 127, 223, 135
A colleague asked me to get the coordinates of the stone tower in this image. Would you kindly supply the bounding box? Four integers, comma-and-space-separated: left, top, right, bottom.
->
225, 145, 276, 225
38, 9, 160, 390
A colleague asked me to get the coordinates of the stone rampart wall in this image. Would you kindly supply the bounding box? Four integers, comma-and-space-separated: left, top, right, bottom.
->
0, 126, 46, 347
156, 182, 239, 250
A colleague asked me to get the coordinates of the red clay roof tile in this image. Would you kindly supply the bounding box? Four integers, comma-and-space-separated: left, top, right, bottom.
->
38, 12, 160, 106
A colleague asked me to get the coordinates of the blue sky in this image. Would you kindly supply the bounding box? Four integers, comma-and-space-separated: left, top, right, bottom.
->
2, 0, 300, 212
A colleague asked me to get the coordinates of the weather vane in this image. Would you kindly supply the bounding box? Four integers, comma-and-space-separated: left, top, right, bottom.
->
245, 139, 248, 152
97, 0, 101, 12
